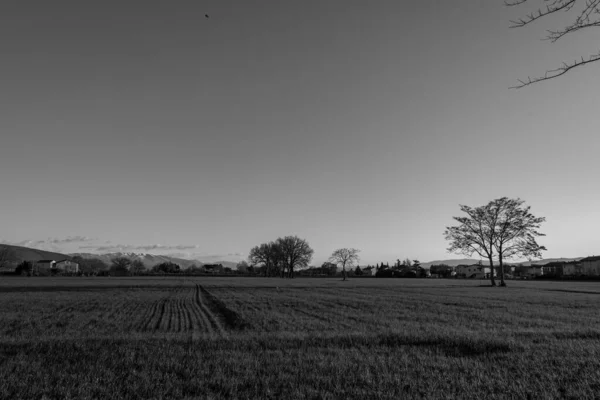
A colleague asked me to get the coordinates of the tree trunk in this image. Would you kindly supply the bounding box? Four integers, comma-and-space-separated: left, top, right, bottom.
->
488, 257, 496, 286
499, 253, 507, 287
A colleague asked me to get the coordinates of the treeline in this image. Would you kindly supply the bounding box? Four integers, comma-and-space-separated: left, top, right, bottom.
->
371, 259, 428, 278
248, 235, 313, 278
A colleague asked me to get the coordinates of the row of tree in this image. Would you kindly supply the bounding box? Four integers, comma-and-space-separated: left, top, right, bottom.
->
248, 236, 314, 278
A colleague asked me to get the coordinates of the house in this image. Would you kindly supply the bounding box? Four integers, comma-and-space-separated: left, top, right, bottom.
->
28, 259, 79, 275
361, 266, 375, 276
563, 261, 584, 277
526, 265, 544, 278
540, 262, 564, 278
580, 256, 600, 277
54, 259, 79, 274
33, 260, 56, 275
35, 259, 56, 268
512, 264, 543, 279
203, 264, 224, 274
455, 264, 491, 279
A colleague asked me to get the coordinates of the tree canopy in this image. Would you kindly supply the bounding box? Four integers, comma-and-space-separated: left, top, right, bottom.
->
249, 236, 313, 278
444, 197, 546, 286
329, 248, 360, 281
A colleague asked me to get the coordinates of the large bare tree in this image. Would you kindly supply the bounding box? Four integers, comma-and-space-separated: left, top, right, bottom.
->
489, 198, 546, 284
249, 241, 284, 277
444, 197, 546, 286
276, 236, 314, 278
329, 248, 361, 281
507, 0, 600, 87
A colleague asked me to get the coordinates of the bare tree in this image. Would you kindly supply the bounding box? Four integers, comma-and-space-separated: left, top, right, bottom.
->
276, 236, 314, 278
329, 248, 360, 281
489, 198, 546, 285
130, 259, 145, 275
110, 257, 131, 274
249, 242, 284, 277
445, 197, 546, 286
236, 260, 249, 273
507, 0, 600, 87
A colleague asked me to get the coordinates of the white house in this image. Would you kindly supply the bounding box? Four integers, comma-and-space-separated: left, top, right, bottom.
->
455, 264, 491, 279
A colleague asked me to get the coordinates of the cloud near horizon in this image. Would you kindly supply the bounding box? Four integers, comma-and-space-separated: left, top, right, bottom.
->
48, 236, 95, 244
1, 237, 244, 262
78, 243, 202, 253
2, 236, 95, 246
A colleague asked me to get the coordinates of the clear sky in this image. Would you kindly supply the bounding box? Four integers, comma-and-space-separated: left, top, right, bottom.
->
1, 1, 598, 265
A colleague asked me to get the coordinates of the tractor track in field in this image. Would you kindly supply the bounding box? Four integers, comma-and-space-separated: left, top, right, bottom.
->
195, 284, 227, 337
133, 284, 248, 337
139, 298, 165, 332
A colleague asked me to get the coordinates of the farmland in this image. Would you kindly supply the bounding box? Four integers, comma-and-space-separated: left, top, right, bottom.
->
1, 277, 600, 399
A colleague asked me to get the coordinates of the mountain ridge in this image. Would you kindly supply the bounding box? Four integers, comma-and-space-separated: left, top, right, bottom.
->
0, 244, 72, 264
70, 252, 239, 270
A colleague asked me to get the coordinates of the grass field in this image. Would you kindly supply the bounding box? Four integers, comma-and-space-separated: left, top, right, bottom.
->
1, 277, 600, 399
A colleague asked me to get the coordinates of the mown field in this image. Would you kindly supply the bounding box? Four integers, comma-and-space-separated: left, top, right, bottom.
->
1, 277, 600, 399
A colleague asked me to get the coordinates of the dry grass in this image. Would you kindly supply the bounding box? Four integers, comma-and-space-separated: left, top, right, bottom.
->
1, 277, 600, 398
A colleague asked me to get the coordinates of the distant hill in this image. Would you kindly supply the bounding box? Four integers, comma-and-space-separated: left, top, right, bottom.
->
518, 257, 582, 266
422, 257, 584, 269
421, 259, 486, 269
0, 243, 72, 263
70, 252, 202, 270
70, 252, 240, 271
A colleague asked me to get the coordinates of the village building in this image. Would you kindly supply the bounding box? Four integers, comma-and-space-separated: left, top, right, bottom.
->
455, 264, 491, 279
540, 262, 565, 278
54, 259, 79, 273
580, 256, 600, 277
563, 261, 584, 277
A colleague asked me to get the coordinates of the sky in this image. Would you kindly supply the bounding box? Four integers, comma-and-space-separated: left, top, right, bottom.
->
1, 1, 598, 265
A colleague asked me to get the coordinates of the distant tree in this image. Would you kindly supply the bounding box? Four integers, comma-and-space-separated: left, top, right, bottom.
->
354, 265, 363, 276
249, 242, 284, 277
130, 259, 145, 275
236, 260, 249, 273
16, 261, 33, 276
445, 197, 546, 287
151, 262, 181, 274
321, 262, 338, 276
412, 260, 421, 269
78, 257, 109, 275
329, 248, 360, 281
110, 257, 131, 274
152, 261, 181, 274
506, 0, 600, 88
277, 236, 314, 278
430, 264, 453, 278
184, 264, 200, 274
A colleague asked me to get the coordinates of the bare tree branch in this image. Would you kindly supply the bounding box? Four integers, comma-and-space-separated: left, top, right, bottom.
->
508, 0, 600, 87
